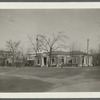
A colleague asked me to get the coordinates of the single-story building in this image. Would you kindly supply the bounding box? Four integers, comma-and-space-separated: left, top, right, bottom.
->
27, 51, 93, 67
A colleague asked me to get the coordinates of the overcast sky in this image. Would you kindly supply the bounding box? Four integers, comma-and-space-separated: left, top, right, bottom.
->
0, 9, 100, 52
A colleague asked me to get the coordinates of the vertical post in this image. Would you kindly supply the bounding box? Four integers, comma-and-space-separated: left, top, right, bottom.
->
87, 39, 89, 66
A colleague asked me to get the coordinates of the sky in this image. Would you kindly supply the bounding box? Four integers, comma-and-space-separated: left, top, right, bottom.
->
0, 9, 100, 52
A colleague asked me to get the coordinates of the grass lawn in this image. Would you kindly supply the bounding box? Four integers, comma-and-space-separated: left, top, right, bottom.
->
0, 66, 100, 92
0, 75, 53, 92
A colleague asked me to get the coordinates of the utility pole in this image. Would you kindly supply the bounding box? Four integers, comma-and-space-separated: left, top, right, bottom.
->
87, 39, 89, 66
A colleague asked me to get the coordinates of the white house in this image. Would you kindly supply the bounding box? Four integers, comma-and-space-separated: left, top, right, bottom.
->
27, 51, 93, 67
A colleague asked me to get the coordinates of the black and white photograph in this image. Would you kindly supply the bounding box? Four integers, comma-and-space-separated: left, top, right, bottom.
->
0, 4, 100, 94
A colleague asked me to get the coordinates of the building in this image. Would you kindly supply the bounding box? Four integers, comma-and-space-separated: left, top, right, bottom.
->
0, 50, 11, 66
69, 51, 93, 67
27, 51, 93, 67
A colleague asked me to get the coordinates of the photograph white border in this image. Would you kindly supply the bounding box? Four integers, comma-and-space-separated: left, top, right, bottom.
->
0, 2, 100, 98
0, 2, 100, 9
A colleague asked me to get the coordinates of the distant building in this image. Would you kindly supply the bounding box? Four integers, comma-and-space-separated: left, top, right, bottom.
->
0, 50, 11, 66
27, 51, 93, 67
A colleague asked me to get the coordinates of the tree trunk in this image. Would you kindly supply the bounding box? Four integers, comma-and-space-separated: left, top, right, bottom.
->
49, 55, 51, 67
12, 55, 15, 67
48, 51, 52, 67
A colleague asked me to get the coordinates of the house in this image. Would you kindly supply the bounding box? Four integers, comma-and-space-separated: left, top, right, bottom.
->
0, 50, 23, 66
27, 51, 93, 67
0, 50, 11, 66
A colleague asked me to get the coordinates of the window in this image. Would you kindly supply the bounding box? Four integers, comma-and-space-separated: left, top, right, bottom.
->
86, 56, 89, 64
73, 57, 76, 64
61, 57, 64, 63
52, 57, 55, 65
69, 59, 72, 64
37, 58, 40, 64
82, 56, 84, 63
52, 57, 54, 63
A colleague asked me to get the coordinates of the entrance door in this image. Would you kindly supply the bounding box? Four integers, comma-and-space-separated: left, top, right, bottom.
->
44, 57, 47, 66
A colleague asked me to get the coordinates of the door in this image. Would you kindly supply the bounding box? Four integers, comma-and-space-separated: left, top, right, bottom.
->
44, 57, 47, 66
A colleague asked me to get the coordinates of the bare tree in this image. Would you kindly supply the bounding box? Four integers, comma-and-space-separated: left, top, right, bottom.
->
37, 32, 69, 67
19, 46, 28, 66
70, 42, 80, 56
70, 42, 80, 51
6, 40, 20, 66
94, 43, 100, 66
69, 42, 83, 66
29, 35, 42, 56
